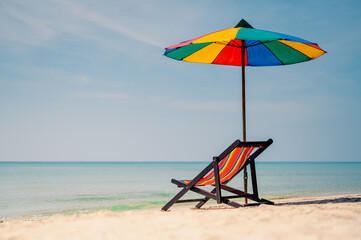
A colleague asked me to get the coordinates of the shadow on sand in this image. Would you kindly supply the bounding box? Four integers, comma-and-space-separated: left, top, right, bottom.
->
192, 195, 361, 211
276, 196, 361, 206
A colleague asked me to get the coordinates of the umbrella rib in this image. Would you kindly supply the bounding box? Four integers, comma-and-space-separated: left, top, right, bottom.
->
212, 40, 279, 49
213, 41, 244, 49
246, 40, 279, 48
231, 40, 243, 48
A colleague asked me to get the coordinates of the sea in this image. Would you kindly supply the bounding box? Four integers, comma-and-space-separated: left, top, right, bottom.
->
0, 162, 360, 220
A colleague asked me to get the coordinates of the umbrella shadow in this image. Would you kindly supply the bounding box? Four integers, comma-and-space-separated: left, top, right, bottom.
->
276, 196, 361, 206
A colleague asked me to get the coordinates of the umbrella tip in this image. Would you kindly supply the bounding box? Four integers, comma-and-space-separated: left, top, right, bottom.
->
235, 19, 254, 28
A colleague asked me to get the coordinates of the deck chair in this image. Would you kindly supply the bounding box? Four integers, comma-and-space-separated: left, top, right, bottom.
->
162, 139, 274, 211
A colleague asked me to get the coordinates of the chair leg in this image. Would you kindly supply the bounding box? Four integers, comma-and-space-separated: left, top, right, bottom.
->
213, 157, 222, 204
259, 198, 274, 205
163, 162, 215, 211
250, 160, 259, 198
223, 198, 244, 208
161, 187, 190, 211
195, 188, 216, 208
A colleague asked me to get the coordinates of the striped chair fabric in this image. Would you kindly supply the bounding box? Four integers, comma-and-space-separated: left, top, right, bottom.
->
182, 146, 256, 186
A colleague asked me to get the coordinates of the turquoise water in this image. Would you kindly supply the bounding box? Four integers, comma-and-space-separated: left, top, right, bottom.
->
0, 162, 360, 219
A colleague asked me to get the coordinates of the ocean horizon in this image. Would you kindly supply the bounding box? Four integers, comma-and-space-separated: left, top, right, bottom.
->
1, 161, 360, 219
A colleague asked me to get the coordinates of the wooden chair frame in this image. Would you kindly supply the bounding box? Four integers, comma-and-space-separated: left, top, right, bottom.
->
162, 139, 274, 211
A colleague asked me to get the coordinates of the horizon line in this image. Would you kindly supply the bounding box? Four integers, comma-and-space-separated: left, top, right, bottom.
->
1, 161, 360, 163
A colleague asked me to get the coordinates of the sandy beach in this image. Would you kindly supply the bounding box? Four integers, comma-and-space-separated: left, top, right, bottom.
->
1, 194, 360, 240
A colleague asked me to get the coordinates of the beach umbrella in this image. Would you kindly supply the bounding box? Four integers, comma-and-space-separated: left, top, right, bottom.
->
164, 19, 326, 200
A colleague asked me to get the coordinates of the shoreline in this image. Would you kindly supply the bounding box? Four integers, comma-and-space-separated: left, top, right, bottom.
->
1, 194, 360, 240
3, 192, 361, 221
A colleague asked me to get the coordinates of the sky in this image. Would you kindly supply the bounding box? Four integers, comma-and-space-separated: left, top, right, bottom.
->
0, 0, 360, 162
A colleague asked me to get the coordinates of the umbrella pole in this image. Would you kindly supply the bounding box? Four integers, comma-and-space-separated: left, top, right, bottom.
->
241, 40, 248, 204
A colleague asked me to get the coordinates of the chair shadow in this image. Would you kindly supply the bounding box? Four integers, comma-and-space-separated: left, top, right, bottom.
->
276, 196, 361, 206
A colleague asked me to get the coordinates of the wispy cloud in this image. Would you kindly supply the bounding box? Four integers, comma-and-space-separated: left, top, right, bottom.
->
248, 94, 341, 123
70, 91, 130, 100
4, 5, 55, 40
168, 100, 240, 113
161, 93, 339, 123
72, 75, 91, 84
0, 0, 163, 48
50, 0, 163, 48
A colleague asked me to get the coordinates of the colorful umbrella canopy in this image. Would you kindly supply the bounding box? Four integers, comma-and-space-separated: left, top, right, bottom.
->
164, 19, 326, 67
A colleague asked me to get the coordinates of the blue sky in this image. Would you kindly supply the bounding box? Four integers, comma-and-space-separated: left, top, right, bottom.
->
0, 0, 360, 162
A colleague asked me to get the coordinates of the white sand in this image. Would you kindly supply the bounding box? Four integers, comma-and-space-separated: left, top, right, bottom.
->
1, 194, 360, 240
